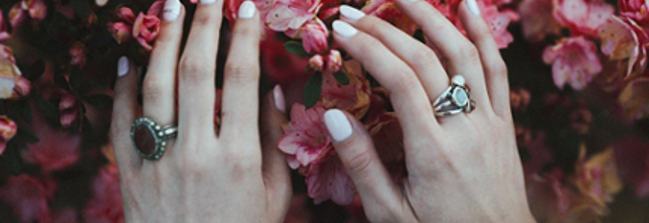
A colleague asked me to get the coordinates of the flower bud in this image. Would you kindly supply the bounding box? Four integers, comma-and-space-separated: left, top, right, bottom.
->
0, 115, 17, 155
59, 93, 78, 128
325, 50, 342, 73
116, 7, 135, 24
308, 55, 325, 72
108, 22, 132, 44
301, 19, 329, 54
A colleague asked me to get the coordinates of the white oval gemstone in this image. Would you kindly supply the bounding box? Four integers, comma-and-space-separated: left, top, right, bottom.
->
452, 75, 465, 86
453, 88, 469, 106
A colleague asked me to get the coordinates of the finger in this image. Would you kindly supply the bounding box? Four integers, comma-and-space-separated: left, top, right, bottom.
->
110, 56, 141, 172
178, 0, 224, 135
220, 1, 262, 141
338, 5, 449, 101
260, 85, 292, 215
458, 0, 511, 118
142, 0, 185, 126
395, 0, 491, 111
324, 109, 413, 222
332, 20, 441, 157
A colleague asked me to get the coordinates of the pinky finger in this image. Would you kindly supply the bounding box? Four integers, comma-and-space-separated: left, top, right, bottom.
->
110, 56, 141, 172
458, 0, 511, 119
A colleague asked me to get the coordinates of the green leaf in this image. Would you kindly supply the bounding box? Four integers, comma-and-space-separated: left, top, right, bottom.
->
34, 94, 61, 125
84, 94, 113, 109
71, 0, 92, 18
333, 71, 350, 85
303, 72, 323, 108
2, 144, 23, 176
15, 128, 39, 143
284, 41, 309, 57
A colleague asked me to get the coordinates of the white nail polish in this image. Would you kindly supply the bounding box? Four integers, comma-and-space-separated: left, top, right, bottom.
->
324, 109, 353, 142
163, 0, 181, 21
200, 0, 216, 4
238, 1, 256, 19
118, 56, 129, 77
332, 21, 358, 37
466, 0, 480, 15
339, 5, 365, 20
273, 85, 286, 113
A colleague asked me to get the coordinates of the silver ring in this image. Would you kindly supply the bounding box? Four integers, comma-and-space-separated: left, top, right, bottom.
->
433, 75, 475, 116
130, 117, 177, 160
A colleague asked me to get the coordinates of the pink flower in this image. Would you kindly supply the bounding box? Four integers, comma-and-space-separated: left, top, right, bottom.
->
552, 0, 614, 37
543, 36, 602, 90
278, 104, 332, 169
266, 0, 322, 31
0, 13, 10, 41
320, 71, 371, 119
59, 93, 79, 128
83, 164, 124, 223
303, 156, 356, 205
518, 0, 561, 42
0, 45, 22, 99
598, 16, 649, 77
108, 22, 132, 44
9, 2, 27, 29
0, 175, 56, 223
308, 54, 325, 72
476, 2, 519, 48
13, 76, 31, 97
22, 110, 81, 173
0, 116, 17, 155
147, 1, 166, 17
69, 43, 85, 67
570, 148, 622, 211
619, 0, 649, 23
24, 0, 47, 23
261, 31, 310, 85
116, 7, 135, 24
224, 0, 277, 23
132, 12, 161, 51
301, 19, 329, 54
325, 49, 342, 73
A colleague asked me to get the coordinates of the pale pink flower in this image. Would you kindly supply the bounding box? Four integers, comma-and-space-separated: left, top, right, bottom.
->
83, 164, 125, 223
308, 54, 325, 72
303, 156, 356, 205
59, 93, 79, 128
108, 22, 132, 44
619, 0, 649, 23
0, 45, 22, 100
22, 110, 81, 173
0, 175, 56, 223
543, 36, 602, 90
13, 76, 31, 97
552, 0, 614, 37
519, 0, 562, 42
325, 49, 341, 73
320, 71, 371, 119
301, 19, 329, 54
0, 13, 10, 41
8, 3, 27, 30
24, 0, 47, 22
132, 12, 161, 51
477, 3, 519, 48
598, 16, 648, 77
0, 116, 17, 155
570, 148, 622, 212
266, 0, 322, 31
278, 104, 332, 169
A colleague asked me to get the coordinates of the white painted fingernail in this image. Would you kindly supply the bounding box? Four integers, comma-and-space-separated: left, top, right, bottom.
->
324, 109, 353, 142
118, 56, 129, 77
200, 0, 216, 4
163, 0, 181, 21
339, 5, 365, 20
238, 1, 256, 19
273, 85, 286, 113
400, 0, 418, 3
333, 20, 358, 37
466, 0, 480, 15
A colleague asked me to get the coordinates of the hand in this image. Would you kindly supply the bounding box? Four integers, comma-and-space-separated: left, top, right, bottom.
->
324, 1, 535, 222
110, 0, 291, 222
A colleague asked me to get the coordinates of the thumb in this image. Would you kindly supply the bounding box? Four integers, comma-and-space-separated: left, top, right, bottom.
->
324, 109, 410, 222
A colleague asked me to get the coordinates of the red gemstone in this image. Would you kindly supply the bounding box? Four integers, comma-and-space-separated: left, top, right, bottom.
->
133, 124, 156, 155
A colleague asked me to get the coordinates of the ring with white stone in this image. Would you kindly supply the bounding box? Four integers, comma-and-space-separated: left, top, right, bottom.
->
130, 117, 177, 160
432, 75, 475, 117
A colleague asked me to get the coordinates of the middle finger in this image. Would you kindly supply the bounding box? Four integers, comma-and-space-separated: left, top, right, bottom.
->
178, 0, 225, 136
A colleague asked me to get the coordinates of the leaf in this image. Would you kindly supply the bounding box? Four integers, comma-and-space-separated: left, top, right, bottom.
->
71, 0, 92, 18
27, 60, 45, 82
84, 94, 113, 109
69, 68, 84, 92
333, 71, 350, 85
284, 41, 309, 57
2, 144, 23, 176
303, 72, 323, 108
34, 94, 61, 125
15, 128, 39, 143
53, 72, 71, 91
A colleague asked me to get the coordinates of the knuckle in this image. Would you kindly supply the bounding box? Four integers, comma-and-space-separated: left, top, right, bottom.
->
224, 63, 259, 83
141, 75, 166, 102
179, 56, 212, 81
344, 149, 374, 176
390, 71, 419, 92
193, 12, 220, 27
490, 59, 508, 77
410, 47, 439, 68
457, 44, 480, 61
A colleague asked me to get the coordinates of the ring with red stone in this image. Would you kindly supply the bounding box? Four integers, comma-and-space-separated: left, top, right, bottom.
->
432, 75, 475, 117
130, 117, 177, 160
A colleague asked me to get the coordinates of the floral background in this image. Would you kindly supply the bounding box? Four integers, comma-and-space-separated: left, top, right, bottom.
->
0, 0, 647, 222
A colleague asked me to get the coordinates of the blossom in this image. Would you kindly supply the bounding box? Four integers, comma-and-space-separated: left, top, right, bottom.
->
325, 50, 342, 73
266, 0, 322, 31
0, 175, 56, 223
300, 19, 329, 54
619, 0, 649, 23
278, 104, 332, 168
116, 7, 135, 24
108, 22, 132, 44
308, 54, 325, 72
476, 2, 519, 48
59, 93, 79, 128
598, 16, 648, 77
132, 12, 161, 51
552, 0, 614, 37
22, 111, 81, 173
543, 36, 602, 90
519, 0, 562, 42
570, 148, 622, 214
618, 77, 649, 120
83, 164, 124, 223
69, 43, 86, 67
0, 116, 18, 155
303, 156, 356, 205
0, 13, 10, 41
8, 0, 47, 29
0, 45, 22, 99
320, 71, 371, 119
13, 76, 31, 97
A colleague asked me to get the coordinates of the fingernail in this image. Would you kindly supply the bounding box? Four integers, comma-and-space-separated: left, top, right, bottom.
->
339, 5, 365, 20
324, 109, 353, 142
118, 56, 129, 77
200, 0, 216, 4
163, 0, 181, 21
332, 20, 358, 37
400, 0, 419, 3
466, 0, 480, 15
238, 1, 256, 19
273, 85, 286, 113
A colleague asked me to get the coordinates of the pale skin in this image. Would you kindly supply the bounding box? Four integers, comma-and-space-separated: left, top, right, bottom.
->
110, 0, 536, 222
